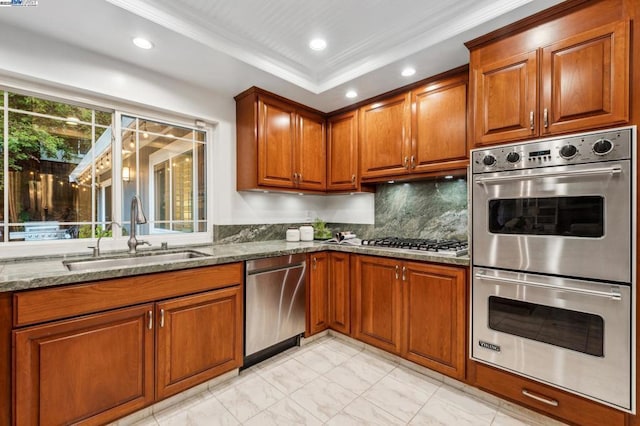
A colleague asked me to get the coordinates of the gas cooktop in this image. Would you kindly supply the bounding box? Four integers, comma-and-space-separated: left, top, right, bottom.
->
360, 237, 468, 257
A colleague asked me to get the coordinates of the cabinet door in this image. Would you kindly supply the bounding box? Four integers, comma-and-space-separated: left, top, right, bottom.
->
328, 252, 351, 335
402, 262, 466, 379
156, 286, 243, 400
14, 304, 154, 426
474, 50, 538, 146
412, 77, 468, 172
353, 256, 402, 354
296, 110, 326, 190
308, 253, 329, 335
258, 96, 296, 188
541, 20, 629, 135
359, 93, 411, 180
327, 110, 358, 191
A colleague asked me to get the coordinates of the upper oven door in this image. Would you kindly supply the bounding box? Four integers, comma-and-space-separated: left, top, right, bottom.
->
472, 161, 631, 282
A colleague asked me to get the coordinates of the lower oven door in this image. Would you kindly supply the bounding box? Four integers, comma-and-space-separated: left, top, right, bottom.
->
472, 267, 632, 410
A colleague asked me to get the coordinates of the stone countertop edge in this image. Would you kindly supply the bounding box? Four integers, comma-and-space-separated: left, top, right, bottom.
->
0, 240, 469, 293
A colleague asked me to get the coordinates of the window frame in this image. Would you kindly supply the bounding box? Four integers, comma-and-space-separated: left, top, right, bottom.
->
0, 86, 214, 258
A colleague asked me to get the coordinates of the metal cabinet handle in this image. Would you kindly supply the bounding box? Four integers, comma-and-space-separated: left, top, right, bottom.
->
522, 389, 559, 407
403, 156, 409, 169
529, 111, 534, 130
402, 266, 406, 281
160, 309, 165, 328
312, 256, 317, 270
147, 310, 153, 330
543, 108, 548, 128
293, 172, 298, 183
395, 265, 399, 279
351, 174, 356, 183
298, 173, 303, 183
410, 156, 415, 169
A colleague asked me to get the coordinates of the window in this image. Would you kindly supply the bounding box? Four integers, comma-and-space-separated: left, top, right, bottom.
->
0, 90, 209, 249
120, 115, 207, 237
1, 91, 112, 242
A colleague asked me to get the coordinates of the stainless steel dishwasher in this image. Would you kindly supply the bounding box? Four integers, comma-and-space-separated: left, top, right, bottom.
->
244, 254, 306, 366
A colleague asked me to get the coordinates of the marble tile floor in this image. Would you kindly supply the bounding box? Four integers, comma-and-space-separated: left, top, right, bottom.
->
115, 333, 566, 426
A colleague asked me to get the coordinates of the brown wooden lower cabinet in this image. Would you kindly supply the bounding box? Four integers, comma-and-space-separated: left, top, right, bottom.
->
352, 256, 403, 354
403, 262, 466, 379
12, 264, 244, 426
471, 362, 627, 426
14, 304, 155, 426
352, 255, 466, 378
307, 252, 352, 337
0, 293, 11, 426
156, 286, 243, 400
307, 252, 329, 335
327, 252, 351, 334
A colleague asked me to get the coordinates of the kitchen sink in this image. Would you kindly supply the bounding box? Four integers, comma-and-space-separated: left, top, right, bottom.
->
63, 250, 210, 271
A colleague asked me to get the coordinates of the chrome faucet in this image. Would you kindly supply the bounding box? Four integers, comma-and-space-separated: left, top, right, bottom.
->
128, 195, 151, 254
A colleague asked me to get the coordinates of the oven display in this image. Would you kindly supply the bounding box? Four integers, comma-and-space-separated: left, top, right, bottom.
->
528, 149, 551, 157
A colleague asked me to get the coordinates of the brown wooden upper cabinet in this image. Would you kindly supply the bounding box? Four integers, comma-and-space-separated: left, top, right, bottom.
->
411, 74, 468, 174
359, 71, 468, 181
236, 87, 326, 192
470, 19, 629, 147
327, 110, 359, 191
359, 93, 412, 180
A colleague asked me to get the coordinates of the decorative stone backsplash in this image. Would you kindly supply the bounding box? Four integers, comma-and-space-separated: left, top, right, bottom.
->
214, 179, 468, 243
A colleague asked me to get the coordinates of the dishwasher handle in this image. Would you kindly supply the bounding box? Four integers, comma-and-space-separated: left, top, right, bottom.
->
247, 262, 305, 276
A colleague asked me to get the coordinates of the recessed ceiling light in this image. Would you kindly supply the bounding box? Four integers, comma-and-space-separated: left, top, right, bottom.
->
133, 37, 154, 50
309, 38, 327, 51
345, 90, 358, 99
401, 67, 416, 77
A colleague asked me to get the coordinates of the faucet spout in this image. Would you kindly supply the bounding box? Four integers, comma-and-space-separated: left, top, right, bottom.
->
128, 195, 149, 254
89, 222, 122, 257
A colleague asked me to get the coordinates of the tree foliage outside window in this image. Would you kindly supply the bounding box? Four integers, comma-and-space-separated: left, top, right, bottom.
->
0, 91, 113, 241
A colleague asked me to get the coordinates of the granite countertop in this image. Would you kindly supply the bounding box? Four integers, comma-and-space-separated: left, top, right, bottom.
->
0, 240, 469, 293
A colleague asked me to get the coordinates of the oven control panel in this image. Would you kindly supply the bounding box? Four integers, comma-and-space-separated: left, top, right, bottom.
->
471, 127, 632, 173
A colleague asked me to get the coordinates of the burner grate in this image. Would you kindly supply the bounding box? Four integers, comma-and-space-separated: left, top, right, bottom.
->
361, 237, 468, 256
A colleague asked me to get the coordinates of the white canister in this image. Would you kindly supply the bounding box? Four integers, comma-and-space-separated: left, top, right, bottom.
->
299, 224, 314, 241
286, 227, 300, 242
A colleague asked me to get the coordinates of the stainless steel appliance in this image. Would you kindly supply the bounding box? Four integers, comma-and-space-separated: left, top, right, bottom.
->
9, 221, 73, 241
470, 126, 636, 411
244, 254, 306, 365
361, 237, 468, 256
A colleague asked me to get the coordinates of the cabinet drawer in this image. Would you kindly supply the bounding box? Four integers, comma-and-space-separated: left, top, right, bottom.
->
473, 363, 626, 426
14, 263, 243, 327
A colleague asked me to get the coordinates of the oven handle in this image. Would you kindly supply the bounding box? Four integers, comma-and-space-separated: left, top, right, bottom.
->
474, 271, 622, 300
474, 165, 622, 185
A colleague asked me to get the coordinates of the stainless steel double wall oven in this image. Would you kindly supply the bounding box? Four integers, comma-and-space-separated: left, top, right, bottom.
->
471, 126, 636, 411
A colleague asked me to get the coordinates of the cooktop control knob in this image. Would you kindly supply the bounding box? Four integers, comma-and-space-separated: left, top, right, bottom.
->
559, 144, 578, 159
506, 152, 521, 163
482, 154, 496, 166
593, 138, 613, 155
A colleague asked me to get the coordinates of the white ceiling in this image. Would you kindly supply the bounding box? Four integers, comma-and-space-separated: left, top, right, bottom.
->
0, 0, 564, 112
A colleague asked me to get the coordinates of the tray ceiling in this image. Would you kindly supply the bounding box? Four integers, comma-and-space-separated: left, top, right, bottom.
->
107, 0, 538, 92
0, 0, 564, 111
